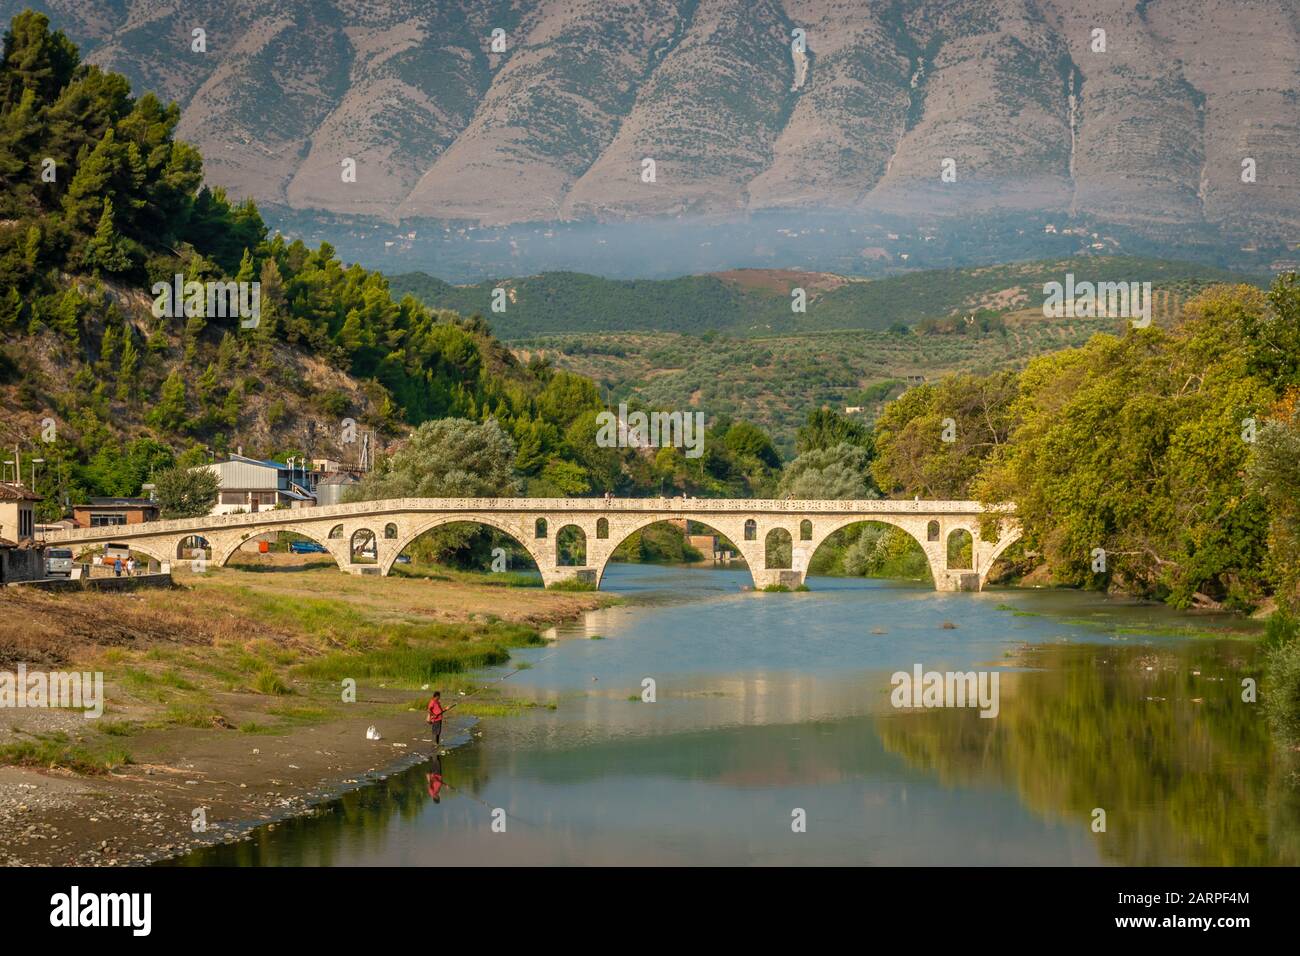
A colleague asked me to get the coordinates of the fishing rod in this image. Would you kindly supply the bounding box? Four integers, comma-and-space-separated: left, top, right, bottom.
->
438, 650, 560, 714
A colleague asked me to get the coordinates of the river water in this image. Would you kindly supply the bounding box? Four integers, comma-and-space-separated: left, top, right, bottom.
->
178, 564, 1299, 866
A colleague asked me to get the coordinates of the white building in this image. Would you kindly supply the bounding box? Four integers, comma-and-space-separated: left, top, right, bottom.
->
204, 454, 317, 515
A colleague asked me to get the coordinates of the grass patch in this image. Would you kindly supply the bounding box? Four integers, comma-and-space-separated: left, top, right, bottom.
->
0, 732, 130, 774
237, 721, 280, 734
251, 669, 293, 696
548, 578, 597, 591
163, 701, 227, 728
761, 584, 791, 593
265, 704, 331, 721
96, 720, 138, 737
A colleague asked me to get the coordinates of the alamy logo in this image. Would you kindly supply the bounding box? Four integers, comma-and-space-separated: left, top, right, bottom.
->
1043, 273, 1151, 327
152, 273, 260, 328
0, 664, 103, 718
890, 664, 1000, 718
595, 403, 704, 458
50, 886, 151, 936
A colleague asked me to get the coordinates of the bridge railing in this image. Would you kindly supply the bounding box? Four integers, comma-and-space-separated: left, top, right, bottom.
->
43, 497, 1014, 544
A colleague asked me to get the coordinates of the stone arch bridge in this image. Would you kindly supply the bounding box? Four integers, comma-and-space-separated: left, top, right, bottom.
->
43, 497, 1020, 592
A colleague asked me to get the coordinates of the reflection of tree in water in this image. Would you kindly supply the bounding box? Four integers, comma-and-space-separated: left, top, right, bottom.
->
170, 745, 496, 867
876, 641, 1300, 865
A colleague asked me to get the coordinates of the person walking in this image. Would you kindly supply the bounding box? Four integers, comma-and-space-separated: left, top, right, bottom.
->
427, 690, 445, 748
113, 556, 123, 577
126, 556, 135, 576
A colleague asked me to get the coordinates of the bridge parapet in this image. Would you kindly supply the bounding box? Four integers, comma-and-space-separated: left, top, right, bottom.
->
44, 497, 1012, 545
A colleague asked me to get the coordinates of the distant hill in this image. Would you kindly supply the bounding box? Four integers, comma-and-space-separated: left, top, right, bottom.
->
390, 257, 1262, 339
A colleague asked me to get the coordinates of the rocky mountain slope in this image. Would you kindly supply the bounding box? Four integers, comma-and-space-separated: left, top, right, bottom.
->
9, 0, 1298, 242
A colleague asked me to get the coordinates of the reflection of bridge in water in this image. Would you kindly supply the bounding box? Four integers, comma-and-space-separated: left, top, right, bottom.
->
43, 497, 1020, 591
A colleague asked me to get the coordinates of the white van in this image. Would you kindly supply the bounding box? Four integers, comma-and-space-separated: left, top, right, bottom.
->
46, 548, 74, 577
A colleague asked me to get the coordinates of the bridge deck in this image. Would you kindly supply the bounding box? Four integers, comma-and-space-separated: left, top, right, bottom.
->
44, 497, 1006, 544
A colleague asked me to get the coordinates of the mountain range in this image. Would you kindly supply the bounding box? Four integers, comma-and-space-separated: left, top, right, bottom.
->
7, 0, 1298, 256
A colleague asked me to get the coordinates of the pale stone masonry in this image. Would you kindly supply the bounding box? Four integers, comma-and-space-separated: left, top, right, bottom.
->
43, 497, 1021, 592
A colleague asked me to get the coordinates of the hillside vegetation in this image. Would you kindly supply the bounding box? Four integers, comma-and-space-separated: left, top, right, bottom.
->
391, 258, 1258, 339
0, 11, 781, 516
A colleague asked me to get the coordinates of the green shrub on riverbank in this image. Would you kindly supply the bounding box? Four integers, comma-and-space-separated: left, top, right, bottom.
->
1264, 612, 1300, 758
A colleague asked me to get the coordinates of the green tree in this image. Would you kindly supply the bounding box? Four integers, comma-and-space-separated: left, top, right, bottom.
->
778, 443, 877, 500
148, 368, 188, 430
347, 417, 517, 500
154, 464, 218, 518
84, 196, 132, 274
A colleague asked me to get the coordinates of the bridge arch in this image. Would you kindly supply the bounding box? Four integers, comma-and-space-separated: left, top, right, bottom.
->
803, 516, 940, 588
214, 525, 349, 572
592, 515, 762, 590
381, 514, 547, 577
979, 524, 1024, 588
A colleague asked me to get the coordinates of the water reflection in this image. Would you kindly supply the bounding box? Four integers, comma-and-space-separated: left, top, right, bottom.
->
170, 565, 1297, 866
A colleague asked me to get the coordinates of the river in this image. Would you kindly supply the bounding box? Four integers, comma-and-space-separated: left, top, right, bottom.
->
175, 563, 1299, 866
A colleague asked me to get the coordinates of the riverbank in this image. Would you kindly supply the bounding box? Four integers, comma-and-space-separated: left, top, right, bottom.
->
0, 560, 615, 866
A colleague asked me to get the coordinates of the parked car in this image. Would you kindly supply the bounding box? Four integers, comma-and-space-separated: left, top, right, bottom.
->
394, 554, 411, 564
289, 540, 328, 555
45, 548, 73, 577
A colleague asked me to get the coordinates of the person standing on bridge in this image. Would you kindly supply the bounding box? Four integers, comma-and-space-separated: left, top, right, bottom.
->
427, 691, 445, 748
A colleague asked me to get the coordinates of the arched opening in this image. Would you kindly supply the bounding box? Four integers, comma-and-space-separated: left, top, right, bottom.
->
557, 525, 587, 566
806, 520, 932, 585
947, 529, 973, 570
176, 535, 210, 560
384, 523, 398, 539
389, 519, 541, 583
328, 524, 344, 539
350, 528, 377, 564
535, 518, 548, 539
927, 520, 940, 542
765, 528, 793, 570
983, 536, 1031, 587
799, 519, 813, 542
603, 519, 747, 586
743, 519, 757, 541
72, 542, 163, 577
225, 530, 337, 572
596, 517, 609, 539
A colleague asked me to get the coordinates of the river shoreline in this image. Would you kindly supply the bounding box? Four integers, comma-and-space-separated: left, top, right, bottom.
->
0, 561, 615, 867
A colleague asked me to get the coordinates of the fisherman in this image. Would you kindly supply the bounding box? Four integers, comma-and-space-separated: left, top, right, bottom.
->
427, 690, 445, 748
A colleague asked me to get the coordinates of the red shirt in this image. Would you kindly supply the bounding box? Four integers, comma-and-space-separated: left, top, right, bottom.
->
428, 698, 444, 722
427, 772, 443, 799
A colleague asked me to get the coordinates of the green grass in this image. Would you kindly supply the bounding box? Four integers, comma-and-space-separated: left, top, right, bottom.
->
96, 720, 138, 737
548, 578, 597, 591
296, 645, 509, 684
252, 670, 293, 696
0, 732, 130, 774
237, 721, 280, 734
163, 701, 227, 728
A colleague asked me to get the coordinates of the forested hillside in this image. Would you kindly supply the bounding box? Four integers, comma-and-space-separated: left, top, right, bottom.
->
391, 258, 1258, 339
0, 11, 781, 518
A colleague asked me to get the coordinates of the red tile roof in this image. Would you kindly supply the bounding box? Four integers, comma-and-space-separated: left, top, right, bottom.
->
0, 481, 41, 501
